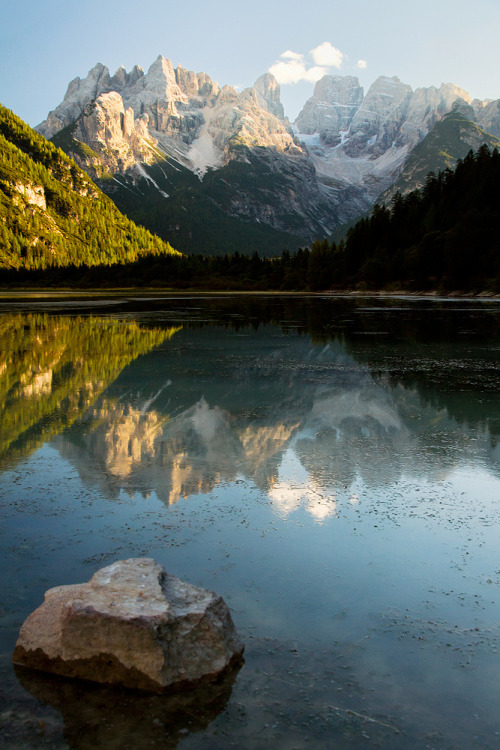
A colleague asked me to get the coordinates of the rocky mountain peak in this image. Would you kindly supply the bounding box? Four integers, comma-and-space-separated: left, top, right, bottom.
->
67, 62, 112, 102
129, 64, 144, 85
142, 55, 184, 98
108, 64, 144, 90
87, 62, 111, 85
37, 63, 112, 138
111, 65, 127, 88
292, 72, 493, 227
200, 77, 300, 170
215, 84, 238, 105
474, 98, 500, 138
295, 74, 363, 143
341, 75, 413, 157
174, 65, 219, 100
34, 55, 500, 254
314, 74, 363, 102
196, 71, 220, 99
254, 73, 285, 121
439, 82, 472, 110
59, 89, 158, 181
451, 99, 476, 120
175, 65, 201, 96
356, 75, 412, 115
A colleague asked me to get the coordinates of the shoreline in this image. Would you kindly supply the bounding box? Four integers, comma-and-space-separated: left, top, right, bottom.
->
0, 288, 499, 301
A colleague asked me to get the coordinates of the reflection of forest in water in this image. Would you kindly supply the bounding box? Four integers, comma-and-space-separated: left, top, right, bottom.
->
1, 298, 499, 515
0, 313, 180, 464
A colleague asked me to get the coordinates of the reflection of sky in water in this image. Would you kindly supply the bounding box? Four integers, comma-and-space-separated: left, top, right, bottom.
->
269, 446, 338, 522
1, 298, 500, 749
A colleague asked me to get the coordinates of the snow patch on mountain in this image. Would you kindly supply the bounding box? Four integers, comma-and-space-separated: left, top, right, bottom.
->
187, 106, 225, 178
135, 163, 169, 197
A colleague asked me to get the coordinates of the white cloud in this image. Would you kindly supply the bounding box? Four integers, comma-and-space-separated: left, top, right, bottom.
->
268, 58, 305, 85
357, 59, 367, 69
269, 55, 327, 85
310, 42, 345, 69
281, 50, 304, 61
305, 66, 329, 82
269, 42, 347, 85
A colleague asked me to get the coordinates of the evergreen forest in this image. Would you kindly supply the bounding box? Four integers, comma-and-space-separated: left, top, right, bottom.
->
333, 145, 500, 292
0, 104, 179, 270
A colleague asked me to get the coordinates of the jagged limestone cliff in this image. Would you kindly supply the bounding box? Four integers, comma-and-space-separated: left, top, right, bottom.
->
37, 57, 500, 252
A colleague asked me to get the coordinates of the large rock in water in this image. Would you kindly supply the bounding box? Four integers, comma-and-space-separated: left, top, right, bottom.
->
13, 558, 244, 692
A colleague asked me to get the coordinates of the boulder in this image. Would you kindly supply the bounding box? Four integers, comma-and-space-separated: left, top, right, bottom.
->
13, 558, 244, 693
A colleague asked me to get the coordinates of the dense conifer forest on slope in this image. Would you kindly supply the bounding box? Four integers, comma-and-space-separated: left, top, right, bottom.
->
0, 104, 179, 270
334, 145, 500, 292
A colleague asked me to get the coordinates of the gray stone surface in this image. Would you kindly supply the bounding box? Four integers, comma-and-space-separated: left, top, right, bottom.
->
13, 558, 244, 692
294, 75, 364, 141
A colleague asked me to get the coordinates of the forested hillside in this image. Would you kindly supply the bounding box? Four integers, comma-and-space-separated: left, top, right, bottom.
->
0, 104, 179, 270
320, 146, 500, 292
378, 110, 500, 203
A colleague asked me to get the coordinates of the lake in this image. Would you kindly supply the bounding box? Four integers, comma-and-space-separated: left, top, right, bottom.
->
0, 293, 499, 749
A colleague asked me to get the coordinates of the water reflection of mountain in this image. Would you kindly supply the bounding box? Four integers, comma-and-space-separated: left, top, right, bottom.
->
53, 327, 500, 514
57, 394, 300, 506
108, 294, 500, 437
0, 313, 180, 465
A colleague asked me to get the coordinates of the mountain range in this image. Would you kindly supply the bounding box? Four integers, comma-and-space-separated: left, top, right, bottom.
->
29, 56, 500, 255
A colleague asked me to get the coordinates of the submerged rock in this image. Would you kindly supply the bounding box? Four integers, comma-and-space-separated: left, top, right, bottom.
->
13, 558, 244, 692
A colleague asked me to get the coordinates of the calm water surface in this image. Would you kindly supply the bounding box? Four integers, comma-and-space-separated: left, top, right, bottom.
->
0, 294, 499, 749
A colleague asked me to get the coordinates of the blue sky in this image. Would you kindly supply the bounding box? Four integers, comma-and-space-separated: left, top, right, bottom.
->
2, 0, 500, 127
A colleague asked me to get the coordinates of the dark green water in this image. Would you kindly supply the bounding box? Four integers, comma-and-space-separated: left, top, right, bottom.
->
1, 294, 500, 749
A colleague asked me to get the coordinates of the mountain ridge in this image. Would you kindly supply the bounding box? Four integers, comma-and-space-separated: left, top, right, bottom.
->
35, 56, 500, 255
378, 108, 500, 203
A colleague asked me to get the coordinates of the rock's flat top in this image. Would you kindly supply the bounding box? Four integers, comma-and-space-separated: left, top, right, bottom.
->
13, 558, 243, 692
58, 557, 172, 619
